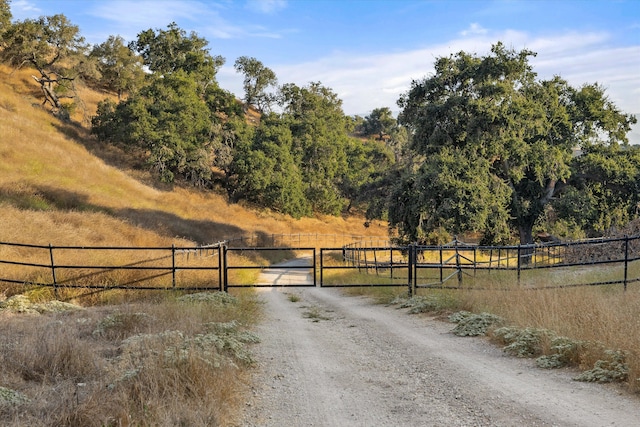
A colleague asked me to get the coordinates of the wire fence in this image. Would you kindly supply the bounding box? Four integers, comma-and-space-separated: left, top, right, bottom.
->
226, 233, 389, 249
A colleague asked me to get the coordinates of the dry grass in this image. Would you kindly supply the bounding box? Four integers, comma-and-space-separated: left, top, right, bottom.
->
331, 245, 640, 392
401, 268, 640, 392
456, 279, 640, 387
0, 291, 261, 426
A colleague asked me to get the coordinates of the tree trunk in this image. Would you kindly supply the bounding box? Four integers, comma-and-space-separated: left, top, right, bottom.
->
518, 223, 535, 265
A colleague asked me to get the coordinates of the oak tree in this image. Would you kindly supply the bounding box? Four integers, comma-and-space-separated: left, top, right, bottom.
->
234, 56, 277, 112
1, 13, 86, 118
392, 43, 636, 245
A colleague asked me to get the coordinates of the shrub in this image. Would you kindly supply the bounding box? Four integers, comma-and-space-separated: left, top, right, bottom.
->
536, 336, 584, 369
493, 326, 552, 358
450, 312, 504, 337
575, 350, 629, 383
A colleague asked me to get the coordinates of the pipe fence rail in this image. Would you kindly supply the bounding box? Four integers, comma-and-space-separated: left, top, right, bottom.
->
2, 234, 639, 296
342, 235, 640, 294
0, 241, 225, 296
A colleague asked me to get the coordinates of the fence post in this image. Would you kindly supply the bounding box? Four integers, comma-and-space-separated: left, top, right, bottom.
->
320, 248, 324, 287
312, 248, 317, 287
624, 235, 629, 291
455, 238, 462, 286
223, 245, 229, 292
439, 246, 443, 284
517, 245, 521, 285
373, 248, 379, 276
473, 246, 477, 278
407, 245, 414, 297
171, 244, 176, 289
218, 244, 223, 291
49, 244, 58, 298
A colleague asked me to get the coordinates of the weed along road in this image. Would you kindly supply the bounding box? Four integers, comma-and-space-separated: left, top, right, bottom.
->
242, 259, 640, 427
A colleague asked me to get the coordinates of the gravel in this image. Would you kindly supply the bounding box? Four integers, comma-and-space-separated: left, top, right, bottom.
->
240, 260, 640, 427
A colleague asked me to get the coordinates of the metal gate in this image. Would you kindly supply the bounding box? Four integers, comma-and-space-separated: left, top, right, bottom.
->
223, 247, 317, 291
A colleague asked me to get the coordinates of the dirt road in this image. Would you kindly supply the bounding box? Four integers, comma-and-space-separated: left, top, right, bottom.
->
241, 259, 640, 426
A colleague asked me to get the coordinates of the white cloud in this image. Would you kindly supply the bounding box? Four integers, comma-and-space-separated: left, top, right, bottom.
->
460, 23, 488, 36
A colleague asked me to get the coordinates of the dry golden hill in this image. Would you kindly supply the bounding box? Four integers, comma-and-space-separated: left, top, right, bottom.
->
0, 64, 387, 248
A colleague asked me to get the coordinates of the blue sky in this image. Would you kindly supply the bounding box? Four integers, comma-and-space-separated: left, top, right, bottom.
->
9, 0, 640, 143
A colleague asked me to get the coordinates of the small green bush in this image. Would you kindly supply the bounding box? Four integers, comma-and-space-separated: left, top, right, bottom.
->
177, 292, 238, 305
574, 350, 629, 383
0, 386, 30, 406
396, 294, 457, 314
92, 312, 153, 339
450, 312, 504, 337
536, 336, 584, 369
493, 327, 552, 357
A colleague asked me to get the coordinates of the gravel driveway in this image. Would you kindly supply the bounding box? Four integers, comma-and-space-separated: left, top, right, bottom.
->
241, 259, 640, 426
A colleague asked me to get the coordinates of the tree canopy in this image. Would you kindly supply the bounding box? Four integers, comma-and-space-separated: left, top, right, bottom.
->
1, 13, 86, 118
131, 22, 224, 94
90, 35, 145, 100
392, 43, 637, 245
234, 56, 277, 112
3, 0, 637, 232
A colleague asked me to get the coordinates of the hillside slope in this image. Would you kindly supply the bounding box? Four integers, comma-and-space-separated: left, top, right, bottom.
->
0, 65, 386, 248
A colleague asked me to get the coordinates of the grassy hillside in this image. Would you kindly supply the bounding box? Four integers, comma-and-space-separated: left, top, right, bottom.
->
0, 63, 388, 426
0, 64, 386, 248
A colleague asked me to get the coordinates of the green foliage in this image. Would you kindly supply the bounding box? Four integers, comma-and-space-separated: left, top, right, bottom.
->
278, 82, 352, 215
131, 22, 223, 95
92, 71, 216, 185
0, 386, 30, 407
177, 291, 238, 305
395, 293, 460, 314
574, 350, 629, 383
92, 312, 153, 339
0, 13, 86, 116
362, 107, 396, 140
0, 294, 83, 314
0, 0, 11, 43
89, 35, 145, 99
234, 56, 277, 112
493, 326, 552, 357
230, 113, 311, 217
555, 144, 640, 236
341, 138, 395, 215
536, 336, 584, 369
392, 42, 636, 245
118, 321, 260, 370
450, 311, 504, 337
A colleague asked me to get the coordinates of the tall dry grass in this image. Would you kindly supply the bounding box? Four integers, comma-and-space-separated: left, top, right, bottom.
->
0, 291, 261, 426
